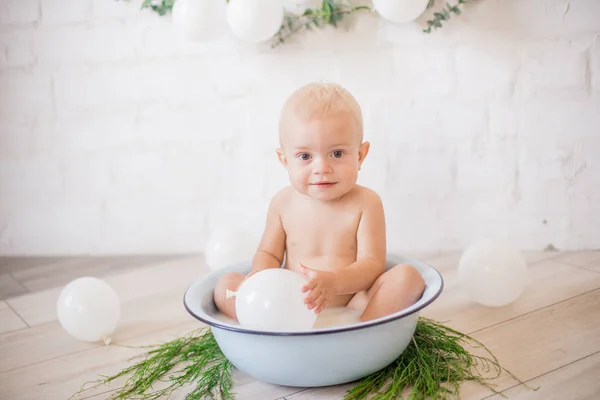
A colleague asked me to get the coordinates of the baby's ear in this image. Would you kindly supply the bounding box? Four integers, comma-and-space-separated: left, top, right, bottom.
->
276, 148, 288, 167
358, 141, 370, 169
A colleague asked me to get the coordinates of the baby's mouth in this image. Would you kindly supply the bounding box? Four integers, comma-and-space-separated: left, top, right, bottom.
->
311, 181, 337, 188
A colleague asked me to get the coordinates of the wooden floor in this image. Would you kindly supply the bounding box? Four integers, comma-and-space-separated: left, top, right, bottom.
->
0, 251, 599, 399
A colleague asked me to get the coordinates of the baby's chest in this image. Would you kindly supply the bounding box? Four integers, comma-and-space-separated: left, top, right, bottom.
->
282, 209, 361, 251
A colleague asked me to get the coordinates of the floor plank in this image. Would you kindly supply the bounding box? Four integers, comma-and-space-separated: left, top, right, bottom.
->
457, 289, 600, 399
0, 301, 27, 334
486, 351, 600, 400
5, 256, 207, 327
0, 257, 66, 274
10, 255, 188, 293
0, 273, 28, 300
285, 385, 353, 399
553, 251, 600, 273
420, 258, 600, 334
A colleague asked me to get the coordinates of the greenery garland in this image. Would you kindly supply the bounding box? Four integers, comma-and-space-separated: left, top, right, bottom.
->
271, 1, 371, 48
70, 317, 532, 400
423, 0, 467, 33
138, 0, 468, 47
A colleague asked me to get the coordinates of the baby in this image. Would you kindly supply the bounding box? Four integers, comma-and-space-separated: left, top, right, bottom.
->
214, 82, 425, 323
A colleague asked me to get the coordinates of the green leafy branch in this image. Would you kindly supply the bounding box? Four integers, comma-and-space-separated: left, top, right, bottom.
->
69, 329, 234, 400
141, 0, 174, 16
424, 0, 467, 33
272, 0, 370, 48
70, 318, 534, 400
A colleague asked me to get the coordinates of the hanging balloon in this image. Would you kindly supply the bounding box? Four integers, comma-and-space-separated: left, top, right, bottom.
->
57, 277, 121, 344
458, 239, 529, 307
372, 0, 430, 24
172, 0, 224, 41
226, 0, 284, 43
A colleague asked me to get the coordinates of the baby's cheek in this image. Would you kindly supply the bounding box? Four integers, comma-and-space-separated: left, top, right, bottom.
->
340, 165, 358, 183
296, 170, 311, 185
290, 171, 310, 193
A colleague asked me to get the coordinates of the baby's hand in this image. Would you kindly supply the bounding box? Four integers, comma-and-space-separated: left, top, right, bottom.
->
299, 262, 336, 314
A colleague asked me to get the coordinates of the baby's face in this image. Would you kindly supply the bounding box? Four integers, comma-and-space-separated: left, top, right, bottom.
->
278, 112, 368, 202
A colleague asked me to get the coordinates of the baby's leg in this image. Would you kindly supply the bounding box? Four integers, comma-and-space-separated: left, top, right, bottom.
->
347, 264, 425, 322
213, 272, 245, 320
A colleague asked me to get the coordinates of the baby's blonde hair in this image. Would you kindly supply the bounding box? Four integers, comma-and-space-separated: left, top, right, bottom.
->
278, 82, 364, 144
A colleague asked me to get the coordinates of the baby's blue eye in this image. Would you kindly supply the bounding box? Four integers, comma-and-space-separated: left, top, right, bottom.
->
332, 150, 343, 158
298, 153, 311, 161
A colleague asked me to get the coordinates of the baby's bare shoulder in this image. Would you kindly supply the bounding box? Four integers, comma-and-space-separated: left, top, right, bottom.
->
351, 185, 383, 207
270, 186, 295, 210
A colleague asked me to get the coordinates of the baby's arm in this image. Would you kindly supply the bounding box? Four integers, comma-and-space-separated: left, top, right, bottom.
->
333, 191, 387, 294
250, 190, 287, 275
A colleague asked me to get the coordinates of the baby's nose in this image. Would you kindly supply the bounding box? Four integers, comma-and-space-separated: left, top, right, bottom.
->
313, 158, 333, 174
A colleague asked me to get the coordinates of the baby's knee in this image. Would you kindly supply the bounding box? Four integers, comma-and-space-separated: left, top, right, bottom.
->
213, 272, 244, 306
392, 264, 425, 290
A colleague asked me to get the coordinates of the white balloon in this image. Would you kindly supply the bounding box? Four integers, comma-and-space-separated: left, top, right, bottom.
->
205, 227, 258, 271
235, 268, 317, 331
172, 0, 224, 41
57, 277, 121, 343
226, 0, 284, 43
373, 0, 430, 24
458, 239, 529, 307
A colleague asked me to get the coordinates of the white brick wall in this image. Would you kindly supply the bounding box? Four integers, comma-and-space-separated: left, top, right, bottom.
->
455, 45, 519, 97
39, 0, 92, 25
0, 0, 599, 255
0, 0, 39, 25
